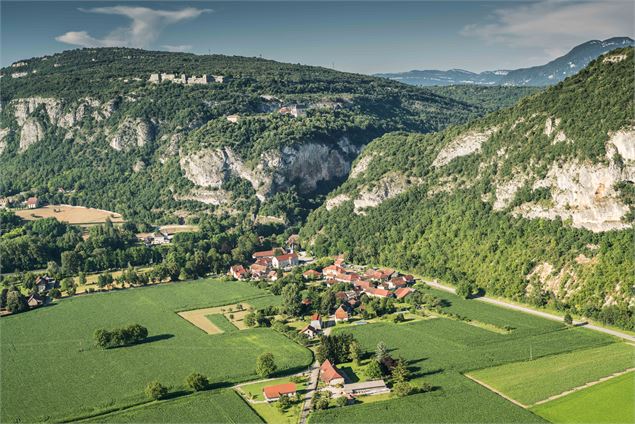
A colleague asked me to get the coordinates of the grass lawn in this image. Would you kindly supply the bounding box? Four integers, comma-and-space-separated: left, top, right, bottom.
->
82, 389, 263, 423
309, 287, 619, 424
206, 313, 240, 333
468, 343, 635, 405
0, 279, 312, 423
238, 376, 308, 402
531, 372, 635, 424
237, 376, 308, 424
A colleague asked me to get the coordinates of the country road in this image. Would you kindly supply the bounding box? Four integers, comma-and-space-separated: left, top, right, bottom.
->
423, 279, 635, 343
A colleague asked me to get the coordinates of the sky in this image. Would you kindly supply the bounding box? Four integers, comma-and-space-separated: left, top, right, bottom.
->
1, 1, 633, 74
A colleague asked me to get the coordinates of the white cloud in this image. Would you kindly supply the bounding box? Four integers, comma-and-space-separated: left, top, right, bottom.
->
162, 44, 193, 52
462, 0, 634, 59
55, 6, 211, 48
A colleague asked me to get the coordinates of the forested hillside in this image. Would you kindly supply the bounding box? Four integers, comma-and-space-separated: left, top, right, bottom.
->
0, 48, 483, 224
301, 48, 635, 329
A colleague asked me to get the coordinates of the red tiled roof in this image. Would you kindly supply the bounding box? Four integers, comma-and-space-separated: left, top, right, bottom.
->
275, 253, 298, 261
390, 277, 407, 287
26, 197, 38, 205
299, 324, 317, 333
253, 250, 276, 258
335, 305, 349, 319
365, 287, 392, 297
395, 287, 414, 299
263, 383, 297, 399
320, 360, 344, 384
310, 313, 321, 321
303, 269, 321, 277
353, 280, 373, 290
323, 265, 345, 275
230, 265, 247, 275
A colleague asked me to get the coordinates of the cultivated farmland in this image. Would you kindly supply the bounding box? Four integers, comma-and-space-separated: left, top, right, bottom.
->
83, 389, 263, 423
0, 279, 312, 423
309, 286, 620, 424
468, 343, 635, 405
15, 204, 124, 225
531, 371, 635, 424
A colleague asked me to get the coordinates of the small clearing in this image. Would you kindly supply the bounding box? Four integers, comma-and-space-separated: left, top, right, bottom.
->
15, 204, 124, 225
177, 303, 252, 334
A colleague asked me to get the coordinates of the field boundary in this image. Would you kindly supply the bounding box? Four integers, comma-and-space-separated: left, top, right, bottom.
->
464, 374, 528, 408
531, 368, 634, 407
177, 303, 252, 334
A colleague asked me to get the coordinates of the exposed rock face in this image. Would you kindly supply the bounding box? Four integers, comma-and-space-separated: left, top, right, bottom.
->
19, 118, 44, 151
174, 188, 231, 206
516, 160, 635, 232
353, 172, 420, 214
325, 194, 351, 211
350, 152, 374, 179
0, 128, 9, 155
180, 139, 359, 202
608, 128, 635, 161
12, 97, 63, 126
433, 127, 497, 167
110, 119, 153, 151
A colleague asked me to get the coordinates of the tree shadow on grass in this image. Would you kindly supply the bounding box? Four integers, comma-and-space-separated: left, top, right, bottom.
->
107, 334, 174, 349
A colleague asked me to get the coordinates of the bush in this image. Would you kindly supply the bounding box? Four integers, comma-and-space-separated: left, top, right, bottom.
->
145, 381, 168, 400
185, 373, 209, 391
564, 313, 573, 325
335, 396, 348, 407
94, 324, 149, 348
393, 381, 415, 397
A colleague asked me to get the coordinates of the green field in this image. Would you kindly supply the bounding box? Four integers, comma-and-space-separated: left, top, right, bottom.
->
207, 313, 240, 333
309, 287, 620, 424
469, 343, 635, 405
237, 376, 309, 424
0, 279, 312, 423
531, 372, 635, 424
82, 389, 263, 423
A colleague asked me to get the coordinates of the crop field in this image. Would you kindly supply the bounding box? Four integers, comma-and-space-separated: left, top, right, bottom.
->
468, 342, 635, 405
83, 389, 263, 423
15, 204, 124, 225
0, 279, 312, 423
531, 372, 635, 424
310, 287, 619, 423
207, 313, 240, 333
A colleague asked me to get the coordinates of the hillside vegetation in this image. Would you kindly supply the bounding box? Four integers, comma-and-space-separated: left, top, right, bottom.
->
301, 48, 635, 329
0, 48, 483, 223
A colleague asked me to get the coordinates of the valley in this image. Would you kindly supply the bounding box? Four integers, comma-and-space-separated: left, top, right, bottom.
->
0, 18, 633, 424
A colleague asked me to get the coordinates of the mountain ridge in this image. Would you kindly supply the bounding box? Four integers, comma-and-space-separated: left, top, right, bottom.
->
376, 37, 634, 86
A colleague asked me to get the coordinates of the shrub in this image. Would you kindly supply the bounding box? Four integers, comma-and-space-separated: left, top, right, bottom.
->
94, 324, 149, 348
145, 381, 168, 400
185, 373, 209, 391
564, 313, 573, 325
335, 396, 348, 407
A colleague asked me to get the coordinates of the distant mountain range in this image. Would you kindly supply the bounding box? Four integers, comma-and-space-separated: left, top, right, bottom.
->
376, 37, 633, 86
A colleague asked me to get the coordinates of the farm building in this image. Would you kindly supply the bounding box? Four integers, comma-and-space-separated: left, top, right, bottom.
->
335, 305, 350, 322
395, 287, 415, 300
230, 265, 248, 280
272, 253, 298, 269
342, 380, 389, 396
299, 324, 319, 339
310, 313, 323, 330
26, 197, 39, 209
252, 249, 279, 259
365, 287, 393, 298
27, 293, 46, 308
320, 360, 345, 386
262, 382, 297, 402
303, 269, 321, 280
35, 276, 58, 293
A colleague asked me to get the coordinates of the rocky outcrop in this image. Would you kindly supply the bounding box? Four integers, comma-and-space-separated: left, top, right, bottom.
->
325, 194, 351, 211
174, 187, 231, 206
349, 152, 374, 179
180, 139, 359, 202
353, 172, 420, 214
515, 160, 635, 232
19, 118, 44, 151
110, 118, 153, 151
432, 127, 498, 167
0, 128, 9, 155
608, 128, 635, 161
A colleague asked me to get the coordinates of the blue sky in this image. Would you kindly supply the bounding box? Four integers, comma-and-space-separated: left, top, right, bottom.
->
1, 1, 633, 73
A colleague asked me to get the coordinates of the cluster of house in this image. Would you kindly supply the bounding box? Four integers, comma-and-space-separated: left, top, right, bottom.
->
306, 260, 416, 301
261, 359, 389, 402
148, 73, 228, 85
229, 248, 300, 281
0, 196, 39, 209
27, 275, 59, 308
139, 231, 172, 246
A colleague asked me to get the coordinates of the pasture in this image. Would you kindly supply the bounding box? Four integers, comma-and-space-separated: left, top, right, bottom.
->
531, 372, 635, 424
15, 204, 124, 225
309, 286, 621, 423
0, 279, 312, 423
83, 389, 263, 423
468, 342, 635, 405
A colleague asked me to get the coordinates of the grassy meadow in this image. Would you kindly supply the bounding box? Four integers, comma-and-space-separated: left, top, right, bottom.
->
469, 342, 635, 405
309, 287, 621, 423
0, 279, 312, 423
82, 389, 263, 423
531, 372, 635, 424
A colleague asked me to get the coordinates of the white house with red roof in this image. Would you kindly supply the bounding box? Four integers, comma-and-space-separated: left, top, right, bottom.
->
320, 360, 345, 386
272, 252, 299, 269
263, 382, 297, 402
335, 305, 350, 322
299, 324, 319, 339
310, 313, 323, 330
395, 287, 415, 300
26, 197, 39, 209
230, 265, 248, 280
365, 287, 393, 298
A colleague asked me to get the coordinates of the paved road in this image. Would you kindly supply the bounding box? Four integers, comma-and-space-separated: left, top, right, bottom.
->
423, 279, 635, 343
299, 362, 320, 424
